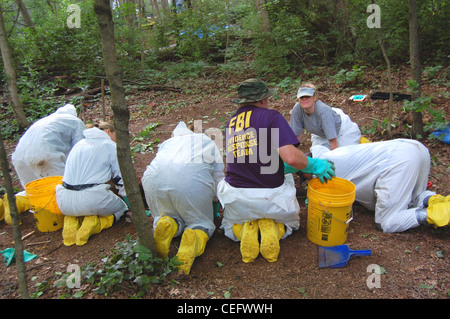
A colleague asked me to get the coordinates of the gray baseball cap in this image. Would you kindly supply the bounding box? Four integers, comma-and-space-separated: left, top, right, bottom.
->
297, 87, 315, 98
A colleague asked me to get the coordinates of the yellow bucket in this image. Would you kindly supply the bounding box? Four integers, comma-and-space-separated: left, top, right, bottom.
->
25, 176, 64, 232
306, 177, 356, 246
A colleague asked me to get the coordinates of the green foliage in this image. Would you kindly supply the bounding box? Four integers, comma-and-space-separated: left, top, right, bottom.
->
361, 118, 399, 137
130, 122, 161, 155
139, 122, 161, 138
174, 2, 230, 61
146, 0, 232, 62
1, 65, 62, 139
423, 64, 449, 86
0, 0, 448, 139
81, 235, 180, 297
252, 3, 311, 77
1, 0, 448, 81
8, 1, 103, 77
275, 76, 301, 93
166, 61, 207, 79
403, 79, 448, 136
332, 64, 367, 87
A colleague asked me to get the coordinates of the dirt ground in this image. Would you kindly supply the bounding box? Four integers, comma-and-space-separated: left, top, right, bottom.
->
0, 66, 449, 300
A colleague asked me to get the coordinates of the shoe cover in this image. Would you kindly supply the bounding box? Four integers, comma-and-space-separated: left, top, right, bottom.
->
428, 195, 447, 206
75, 215, 114, 245
233, 220, 260, 263
427, 195, 450, 227
176, 229, 208, 275
258, 218, 285, 262
3, 194, 31, 225
360, 136, 371, 143
62, 216, 82, 246
154, 216, 178, 258
0, 198, 4, 221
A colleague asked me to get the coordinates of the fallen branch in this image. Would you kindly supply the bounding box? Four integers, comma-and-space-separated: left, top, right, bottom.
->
10, 230, 35, 244
25, 240, 52, 246
134, 84, 182, 93
95, 76, 182, 92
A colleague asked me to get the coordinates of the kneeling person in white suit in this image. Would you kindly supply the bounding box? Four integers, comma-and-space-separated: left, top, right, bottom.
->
311, 139, 449, 233
56, 122, 128, 246
141, 122, 225, 275
3, 104, 85, 225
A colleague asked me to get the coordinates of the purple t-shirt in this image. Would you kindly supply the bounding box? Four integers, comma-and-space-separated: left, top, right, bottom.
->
225, 105, 300, 188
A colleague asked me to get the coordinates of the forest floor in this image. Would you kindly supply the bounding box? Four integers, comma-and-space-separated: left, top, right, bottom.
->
0, 65, 449, 302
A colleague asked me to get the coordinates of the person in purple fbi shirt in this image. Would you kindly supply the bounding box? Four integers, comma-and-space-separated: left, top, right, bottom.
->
218, 78, 335, 264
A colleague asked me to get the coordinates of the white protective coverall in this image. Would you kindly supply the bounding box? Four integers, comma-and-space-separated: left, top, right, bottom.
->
12, 104, 85, 187
55, 127, 128, 218
311, 139, 436, 233
217, 175, 300, 241
310, 107, 362, 149
141, 122, 225, 238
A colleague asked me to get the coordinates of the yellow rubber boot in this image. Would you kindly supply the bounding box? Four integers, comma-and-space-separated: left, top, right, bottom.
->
75, 215, 114, 245
427, 195, 447, 206
232, 220, 260, 263
62, 216, 82, 246
360, 136, 371, 144
154, 216, 178, 258
427, 195, 450, 227
3, 194, 31, 225
176, 229, 208, 275
0, 198, 4, 222
258, 218, 285, 262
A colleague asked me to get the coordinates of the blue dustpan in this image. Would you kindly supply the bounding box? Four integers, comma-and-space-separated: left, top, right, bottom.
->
318, 245, 371, 268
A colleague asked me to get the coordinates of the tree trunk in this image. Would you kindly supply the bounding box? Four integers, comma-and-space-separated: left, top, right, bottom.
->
161, 0, 169, 11
0, 131, 30, 299
125, 0, 137, 27
254, 0, 271, 33
138, 0, 145, 67
0, 5, 28, 129
408, 0, 424, 138
93, 0, 156, 254
46, 0, 55, 13
151, 0, 160, 18
372, 0, 393, 138
14, 0, 35, 31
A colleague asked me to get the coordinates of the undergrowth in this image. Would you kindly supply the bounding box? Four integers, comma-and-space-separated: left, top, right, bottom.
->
48, 235, 181, 299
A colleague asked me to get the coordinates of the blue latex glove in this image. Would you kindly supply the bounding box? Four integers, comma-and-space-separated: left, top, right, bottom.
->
122, 196, 151, 216
301, 157, 335, 183
1, 248, 38, 267
122, 196, 130, 208
213, 201, 221, 218
122, 196, 152, 216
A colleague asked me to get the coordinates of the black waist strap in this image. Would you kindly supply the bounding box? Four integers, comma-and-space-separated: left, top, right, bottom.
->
63, 182, 99, 191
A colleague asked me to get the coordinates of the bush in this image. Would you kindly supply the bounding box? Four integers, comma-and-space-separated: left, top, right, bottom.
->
60, 235, 181, 298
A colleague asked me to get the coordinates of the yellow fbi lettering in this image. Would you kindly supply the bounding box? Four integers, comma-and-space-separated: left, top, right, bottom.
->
227, 132, 258, 158
228, 110, 258, 159
228, 110, 252, 134
227, 132, 258, 150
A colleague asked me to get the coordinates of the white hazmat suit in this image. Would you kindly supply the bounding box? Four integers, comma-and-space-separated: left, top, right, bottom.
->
311, 139, 436, 233
55, 127, 128, 219
217, 174, 300, 242
141, 122, 225, 238
12, 104, 85, 187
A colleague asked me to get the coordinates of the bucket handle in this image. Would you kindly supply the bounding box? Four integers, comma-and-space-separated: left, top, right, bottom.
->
30, 192, 56, 215
320, 202, 353, 225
